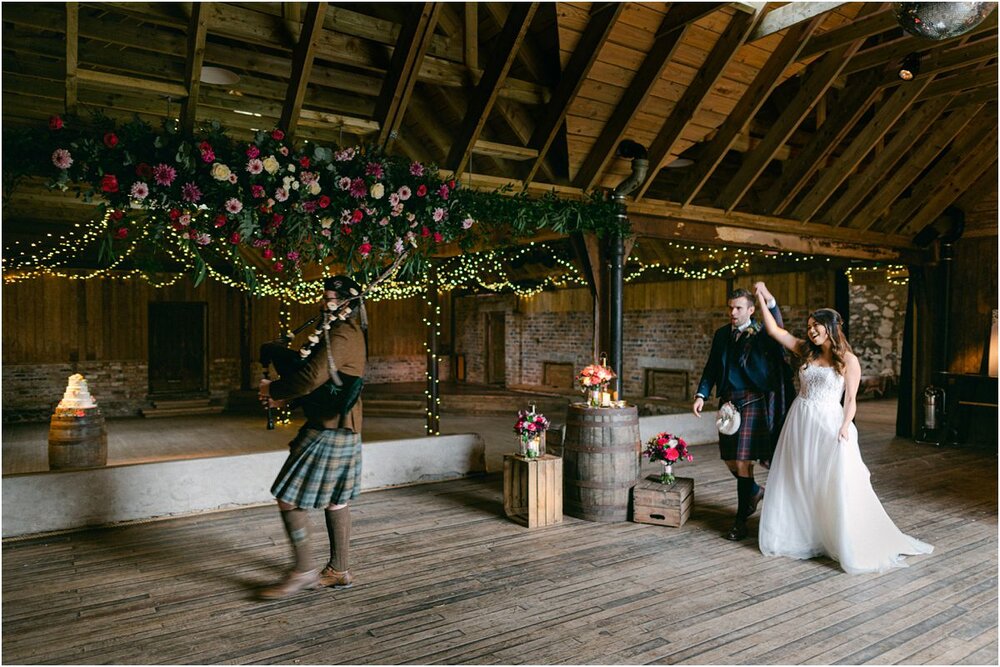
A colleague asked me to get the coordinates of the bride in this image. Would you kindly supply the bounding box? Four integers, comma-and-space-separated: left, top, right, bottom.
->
753, 283, 932, 574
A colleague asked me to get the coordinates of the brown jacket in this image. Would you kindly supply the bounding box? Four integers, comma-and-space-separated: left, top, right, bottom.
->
269, 320, 366, 433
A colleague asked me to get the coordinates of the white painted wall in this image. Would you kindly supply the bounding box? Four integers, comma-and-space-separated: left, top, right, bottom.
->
2, 433, 486, 538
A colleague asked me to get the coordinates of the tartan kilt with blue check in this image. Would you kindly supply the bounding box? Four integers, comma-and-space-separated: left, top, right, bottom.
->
718, 389, 774, 462
271, 426, 362, 508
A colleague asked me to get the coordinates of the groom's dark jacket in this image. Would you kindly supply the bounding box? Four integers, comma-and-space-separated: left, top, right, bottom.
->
696, 302, 796, 452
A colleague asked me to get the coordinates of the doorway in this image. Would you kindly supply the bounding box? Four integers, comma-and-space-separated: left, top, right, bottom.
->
148, 302, 208, 396
485, 312, 506, 385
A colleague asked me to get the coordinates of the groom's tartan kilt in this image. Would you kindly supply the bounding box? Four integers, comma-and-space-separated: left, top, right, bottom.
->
718, 388, 773, 462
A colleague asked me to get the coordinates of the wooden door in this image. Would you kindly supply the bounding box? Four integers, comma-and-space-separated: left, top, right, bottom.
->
486, 312, 506, 385
148, 302, 207, 395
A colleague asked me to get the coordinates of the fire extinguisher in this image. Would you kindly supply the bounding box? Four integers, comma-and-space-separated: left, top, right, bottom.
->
923, 386, 945, 430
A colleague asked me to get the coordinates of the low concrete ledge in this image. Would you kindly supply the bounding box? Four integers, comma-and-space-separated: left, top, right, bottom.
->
2, 433, 486, 538
639, 412, 718, 446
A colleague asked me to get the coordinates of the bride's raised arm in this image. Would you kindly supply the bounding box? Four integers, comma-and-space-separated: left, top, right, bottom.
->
755, 287, 801, 353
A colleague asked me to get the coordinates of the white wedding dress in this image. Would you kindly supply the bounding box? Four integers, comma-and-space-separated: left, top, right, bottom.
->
759, 364, 933, 574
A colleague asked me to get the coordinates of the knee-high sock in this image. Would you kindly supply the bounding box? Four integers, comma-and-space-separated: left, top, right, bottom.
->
730, 468, 761, 497
324, 506, 351, 572
736, 476, 756, 521
279, 508, 312, 572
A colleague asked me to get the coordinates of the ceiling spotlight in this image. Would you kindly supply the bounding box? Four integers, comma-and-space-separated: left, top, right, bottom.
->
200, 66, 240, 85
898, 52, 921, 80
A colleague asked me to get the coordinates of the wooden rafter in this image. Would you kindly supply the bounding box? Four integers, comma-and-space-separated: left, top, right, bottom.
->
750, 2, 846, 42
65, 2, 79, 115
715, 16, 873, 213
946, 85, 998, 109
790, 75, 934, 222
851, 104, 988, 231
797, 7, 897, 61
677, 15, 823, 207
375, 3, 441, 149
920, 67, 998, 99
881, 122, 998, 235
572, 3, 724, 193
823, 95, 953, 228
896, 147, 998, 238
464, 3, 478, 68
445, 2, 537, 177
180, 3, 208, 135
634, 8, 761, 201
280, 2, 329, 139
521, 3, 624, 186
763, 70, 883, 216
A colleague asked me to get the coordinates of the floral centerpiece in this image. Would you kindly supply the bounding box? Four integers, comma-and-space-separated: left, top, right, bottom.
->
514, 407, 550, 458
643, 432, 693, 485
577, 362, 616, 407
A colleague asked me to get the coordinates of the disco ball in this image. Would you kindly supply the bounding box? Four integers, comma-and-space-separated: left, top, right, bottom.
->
893, 2, 997, 40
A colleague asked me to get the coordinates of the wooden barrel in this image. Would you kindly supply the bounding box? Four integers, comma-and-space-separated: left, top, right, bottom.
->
562, 403, 641, 522
48, 409, 108, 470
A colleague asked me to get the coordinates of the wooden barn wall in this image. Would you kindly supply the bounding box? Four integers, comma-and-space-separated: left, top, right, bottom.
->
948, 236, 998, 374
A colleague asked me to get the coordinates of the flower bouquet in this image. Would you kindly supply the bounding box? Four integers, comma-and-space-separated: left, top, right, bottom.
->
514, 407, 550, 458
577, 363, 616, 407
643, 432, 693, 485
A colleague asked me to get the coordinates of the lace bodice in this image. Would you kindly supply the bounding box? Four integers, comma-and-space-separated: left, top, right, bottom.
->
798, 364, 845, 404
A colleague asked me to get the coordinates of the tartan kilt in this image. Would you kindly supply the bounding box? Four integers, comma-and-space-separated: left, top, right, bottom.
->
718, 389, 773, 462
271, 426, 362, 508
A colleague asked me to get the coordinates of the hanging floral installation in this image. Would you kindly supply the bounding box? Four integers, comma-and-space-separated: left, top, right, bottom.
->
2, 113, 621, 293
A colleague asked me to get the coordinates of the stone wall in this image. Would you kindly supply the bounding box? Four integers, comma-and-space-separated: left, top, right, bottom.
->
848, 281, 907, 383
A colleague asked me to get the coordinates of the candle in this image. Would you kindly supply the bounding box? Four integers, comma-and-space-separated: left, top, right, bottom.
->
601, 391, 611, 407
611, 390, 618, 402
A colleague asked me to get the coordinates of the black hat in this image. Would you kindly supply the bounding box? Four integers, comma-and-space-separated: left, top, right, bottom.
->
323, 275, 362, 299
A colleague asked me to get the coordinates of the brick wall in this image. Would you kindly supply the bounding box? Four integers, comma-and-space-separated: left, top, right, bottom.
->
3, 361, 149, 423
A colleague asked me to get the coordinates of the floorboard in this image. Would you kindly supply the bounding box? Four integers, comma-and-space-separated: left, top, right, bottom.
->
3, 402, 996, 665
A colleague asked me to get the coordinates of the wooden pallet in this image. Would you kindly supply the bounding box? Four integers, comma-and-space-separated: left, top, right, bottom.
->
503, 454, 563, 528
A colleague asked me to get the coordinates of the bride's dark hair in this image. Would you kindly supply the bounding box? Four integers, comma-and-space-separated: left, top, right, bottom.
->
797, 308, 853, 374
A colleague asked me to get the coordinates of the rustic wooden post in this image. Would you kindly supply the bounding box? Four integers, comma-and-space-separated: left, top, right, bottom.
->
425, 262, 441, 435
608, 195, 627, 396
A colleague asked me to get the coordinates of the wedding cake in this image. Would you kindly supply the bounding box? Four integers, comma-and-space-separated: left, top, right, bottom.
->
56, 374, 98, 410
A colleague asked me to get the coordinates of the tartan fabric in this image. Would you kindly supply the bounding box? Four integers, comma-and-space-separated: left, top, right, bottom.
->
718, 389, 772, 462
271, 426, 362, 508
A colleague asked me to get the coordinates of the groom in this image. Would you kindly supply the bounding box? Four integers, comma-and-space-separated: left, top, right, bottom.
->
693, 283, 794, 541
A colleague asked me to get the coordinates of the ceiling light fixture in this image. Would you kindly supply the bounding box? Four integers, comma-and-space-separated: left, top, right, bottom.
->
898, 52, 921, 80
200, 66, 240, 86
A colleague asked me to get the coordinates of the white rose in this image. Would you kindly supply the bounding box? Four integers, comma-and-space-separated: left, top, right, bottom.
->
308, 181, 321, 195
371, 182, 385, 199
262, 156, 280, 175
320, 217, 334, 229
210, 163, 231, 181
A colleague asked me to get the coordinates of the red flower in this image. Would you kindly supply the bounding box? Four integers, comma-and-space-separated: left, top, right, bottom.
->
103, 132, 119, 149
421, 226, 430, 237
359, 242, 372, 256
318, 195, 331, 209
109, 209, 124, 222
273, 261, 284, 272
199, 141, 213, 153
271, 213, 284, 226
214, 214, 227, 228
665, 448, 680, 462
262, 248, 274, 260
448, 179, 456, 189
168, 208, 182, 221
100, 174, 119, 193
271, 129, 285, 141
341, 225, 353, 235
246, 144, 260, 159
48, 115, 64, 131
135, 163, 153, 180
229, 232, 241, 244
416, 184, 427, 197
433, 232, 443, 243
114, 226, 128, 239
299, 156, 311, 168
351, 209, 363, 223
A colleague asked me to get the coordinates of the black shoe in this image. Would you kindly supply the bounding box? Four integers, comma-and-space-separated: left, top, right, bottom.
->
747, 486, 765, 517
725, 522, 748, 541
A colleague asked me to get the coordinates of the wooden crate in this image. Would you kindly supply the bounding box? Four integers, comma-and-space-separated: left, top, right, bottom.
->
632, 476, 694, 527
503, 454, 563, 528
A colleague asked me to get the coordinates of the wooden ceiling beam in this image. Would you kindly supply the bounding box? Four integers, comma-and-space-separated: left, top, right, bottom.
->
955, 163, 1000, 215
715, 11, 875, 213
464, 3, 478, 68
572, 3, 723, 193
375, 3, 441, 149
823, 95, 954, 228
790, 75, 934, 222
64, 2, 79, 116
881, 122, 998, 235
763, 70, 883, 216
280, 2, 328, 139
920, 67, 998, 99
180, 3, 208, 135
521, 3, 624, 186
798, 7, 897, 61
897, 151, 998, 238
946, 85, 998, 110
76, 69, 188, 98
677, 15, 823, 206
750, 2, 847, 42
635, 8, 761, 201
851, 104, 989, 231
445, 2, 537, 177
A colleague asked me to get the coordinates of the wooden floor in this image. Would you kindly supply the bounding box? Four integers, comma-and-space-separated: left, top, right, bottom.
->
3, 405, 997, 665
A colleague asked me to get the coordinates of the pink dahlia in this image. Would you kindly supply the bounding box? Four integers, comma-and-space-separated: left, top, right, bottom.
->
225, 198, 243, 214
51, 149, 73, 170
181, 182, 202, 203
153, 163, 177, 186
130, 182, 149, 200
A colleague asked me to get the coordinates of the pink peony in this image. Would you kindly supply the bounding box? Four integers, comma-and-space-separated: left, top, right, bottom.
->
153, 163, 176, 186
51, 149, 73, 169
664, 448, 680, 462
